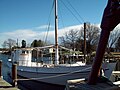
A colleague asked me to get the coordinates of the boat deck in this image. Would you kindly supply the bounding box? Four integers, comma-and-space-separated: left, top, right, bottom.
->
0, 78, 19, 90
17, 70, 89, 86
66, 77, 120, 90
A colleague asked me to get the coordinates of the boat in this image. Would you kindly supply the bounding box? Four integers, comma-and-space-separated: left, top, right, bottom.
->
7, 46, 92, 90
7, 0, 117, 89
7, 0, 91, 86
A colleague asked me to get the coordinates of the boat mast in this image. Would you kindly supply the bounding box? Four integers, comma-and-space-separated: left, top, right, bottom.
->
55, 0, 59, 65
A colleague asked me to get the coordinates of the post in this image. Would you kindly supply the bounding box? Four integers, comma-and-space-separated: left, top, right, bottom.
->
12, 64, 17, 87
0, 60, 2, 78
88, 0, 120, 84
84, 23, 86, 64
88, 30, 110, 84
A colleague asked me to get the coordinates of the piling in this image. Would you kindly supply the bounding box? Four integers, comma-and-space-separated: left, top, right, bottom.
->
88, 0, 120, 84
84, 23, 86, 64
0, 60, 19, 89
12, 64, 17, 87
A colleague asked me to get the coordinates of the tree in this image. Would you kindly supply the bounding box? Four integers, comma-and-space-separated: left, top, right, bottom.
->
38, 40, 45, 47
59, 24, 100, 53
31, 40, 37, 47
78, 24, 100, 53
59, 29, 79, 50
2, 39, 16, 50
21, 40, 26, 48
2, 41, 7, 48
31, 39, 45, 47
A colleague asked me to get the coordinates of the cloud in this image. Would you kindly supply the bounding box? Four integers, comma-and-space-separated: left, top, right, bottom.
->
0, 24, 120, 48
35, 25, 54, 30
0, 25, 83, 47
0, 29, 39, 47
42, 24, 85, 44
58, 25, 83, 37
4, 29, 37, 38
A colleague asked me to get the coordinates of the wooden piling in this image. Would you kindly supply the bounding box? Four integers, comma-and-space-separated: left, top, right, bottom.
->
84, 23, 86, 64
0, 60, 2, 78
12, 64, 17, 87
88, 0, 120, 84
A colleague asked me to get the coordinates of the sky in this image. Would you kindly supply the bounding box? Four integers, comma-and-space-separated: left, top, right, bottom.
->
0, 0, 108, 48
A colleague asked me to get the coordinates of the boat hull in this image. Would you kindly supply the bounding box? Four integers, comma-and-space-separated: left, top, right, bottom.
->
17, 70, 89, 90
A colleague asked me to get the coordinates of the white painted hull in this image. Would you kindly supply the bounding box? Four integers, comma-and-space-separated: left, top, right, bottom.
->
7, 61, 116, 86
17, 65, 91, 74
17, 63, 115, 85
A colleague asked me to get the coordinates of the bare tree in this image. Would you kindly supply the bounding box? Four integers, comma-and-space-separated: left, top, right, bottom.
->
59, 29, 79, 50
2, 41, 8, 48
59, 36, 66, 47
79, 24, 100, 53
59, 24, 100, 53
2, 39, 16, 50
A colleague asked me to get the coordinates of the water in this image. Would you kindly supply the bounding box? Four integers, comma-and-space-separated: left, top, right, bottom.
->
0, 53, 53, 82
0, 54, 11, 83
0, 54, 66, 90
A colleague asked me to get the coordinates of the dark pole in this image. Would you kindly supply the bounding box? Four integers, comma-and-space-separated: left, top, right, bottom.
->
88, 0, 120, 84
84, 23, 86, 64
88, 30, 110, 84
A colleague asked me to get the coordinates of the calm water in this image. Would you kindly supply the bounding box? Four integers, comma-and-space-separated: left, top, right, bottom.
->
0, 54, 66, 90
0, 54, 65, 90
0, 53, 52, 82
0, 54, 12, 83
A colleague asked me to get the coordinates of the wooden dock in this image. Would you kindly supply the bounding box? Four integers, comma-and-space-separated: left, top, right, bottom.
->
66, 77, 120, 90
0, 60, 19, 90
0, 78, 19, 90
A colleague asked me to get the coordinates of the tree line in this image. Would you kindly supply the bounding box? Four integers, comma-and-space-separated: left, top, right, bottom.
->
1, 24, 120, 54
2, 39, 46, 49
60, 24, 120, 53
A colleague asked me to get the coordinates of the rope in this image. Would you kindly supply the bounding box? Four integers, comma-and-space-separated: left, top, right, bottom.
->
58, 3, 65, 29
66, 0, 85, 23
44, 22, 51, 44
44, 0, 54, 43
60, 0, 83, 24
17, 66, 91, 81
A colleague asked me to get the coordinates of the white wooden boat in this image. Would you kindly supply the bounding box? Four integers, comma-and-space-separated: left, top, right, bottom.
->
7, 47, 117, 86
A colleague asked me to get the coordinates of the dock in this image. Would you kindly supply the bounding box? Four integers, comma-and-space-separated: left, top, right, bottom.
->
0, 78, 19, 90
0, 60, 19, 90
66, 77, 120, 90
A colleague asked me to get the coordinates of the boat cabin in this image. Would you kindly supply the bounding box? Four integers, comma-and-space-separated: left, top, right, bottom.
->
12, 48, 32, 66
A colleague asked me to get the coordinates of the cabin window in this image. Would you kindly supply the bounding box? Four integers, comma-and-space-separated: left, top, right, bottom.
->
26, 51, 29, 54
21, 50, 30, 54
22, 50, 25, 54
